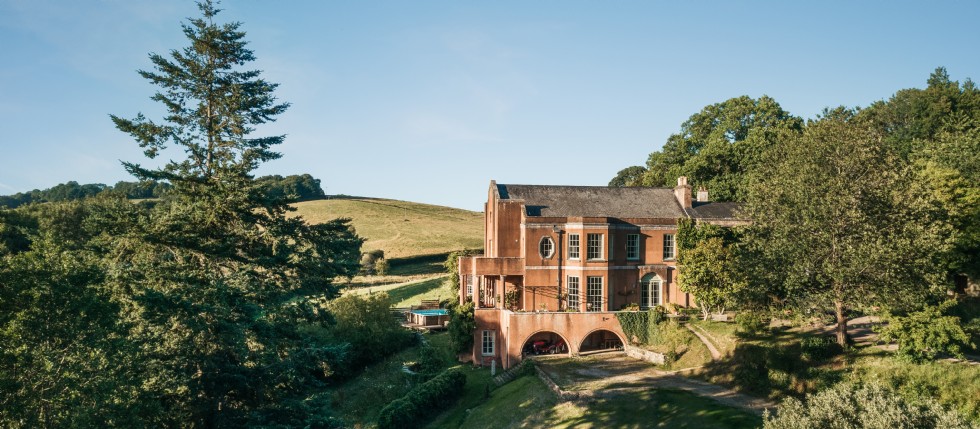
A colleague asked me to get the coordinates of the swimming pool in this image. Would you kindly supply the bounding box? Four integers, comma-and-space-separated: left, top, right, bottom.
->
409, 308, 449, 326
411, 309, 449, 316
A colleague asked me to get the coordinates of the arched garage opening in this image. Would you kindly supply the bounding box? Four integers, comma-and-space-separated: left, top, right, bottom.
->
521, 331, 570, 356
579, 329, 624, 353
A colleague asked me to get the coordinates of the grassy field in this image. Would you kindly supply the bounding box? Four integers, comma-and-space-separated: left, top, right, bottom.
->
344, 275, 454, 308
290, 196, 483, 259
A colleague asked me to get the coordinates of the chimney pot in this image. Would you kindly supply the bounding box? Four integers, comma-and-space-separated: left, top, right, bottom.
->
697, 187, 709, 202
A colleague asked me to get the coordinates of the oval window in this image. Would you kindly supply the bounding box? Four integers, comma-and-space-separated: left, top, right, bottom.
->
539, 236, 555, 259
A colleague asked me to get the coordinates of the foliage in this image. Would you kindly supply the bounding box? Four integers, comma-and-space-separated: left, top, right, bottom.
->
799, 335, 842, 361
608, 165, 647, 187
878, 300, 972, 362
376, 368, 466, 429
448, 300, 476, 354
848, 355, 980, 422
764, 382, 972, 429
255, 173, 326, 202
0, 200, 146, 427
445, 249, 481, 295
735, 310, 770, 335
327, 294, 416, 374
0, 180, 173, 208
634, 95, 803, 201
616, 308, 665, 345
742, 110, 953, 345
677, 218, 747, 319
374, 257, 390, 276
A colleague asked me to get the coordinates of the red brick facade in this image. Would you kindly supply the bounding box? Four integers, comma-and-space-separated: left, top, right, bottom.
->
460, 177, 743, 368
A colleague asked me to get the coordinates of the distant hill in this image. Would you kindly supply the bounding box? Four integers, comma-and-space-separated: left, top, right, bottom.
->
290, 197, 483, 259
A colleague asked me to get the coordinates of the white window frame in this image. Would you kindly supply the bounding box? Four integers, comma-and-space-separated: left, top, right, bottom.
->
482, 330, 495, 356
466, 275, 474, 298
640, 274, 663, 310
626, 234, 640, 260
567, 234, 580, 260
586, 276, 603, 312
586, 233, 604, 260
567, 276, 580, 310
663, 234, 675, 261
539, 236, 555, 259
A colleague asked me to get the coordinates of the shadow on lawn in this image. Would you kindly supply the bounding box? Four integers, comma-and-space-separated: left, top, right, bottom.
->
696, 329, 845, 399
387, 277, 446, 305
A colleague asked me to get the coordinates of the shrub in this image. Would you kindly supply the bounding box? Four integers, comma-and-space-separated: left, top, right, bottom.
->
764, 383, 972, 429
376, 368, 466, 429
736, 310, 770, 335
374, 258, 390, 276
800, 335, 842, 362
878, 300, 972, 363
327, 293, 416, 372
447, 301, 476, 354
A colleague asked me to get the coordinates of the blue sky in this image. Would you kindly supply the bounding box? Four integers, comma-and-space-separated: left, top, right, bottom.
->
1, 1, 978, 210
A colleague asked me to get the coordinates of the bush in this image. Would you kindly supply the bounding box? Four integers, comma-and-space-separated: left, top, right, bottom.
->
764, 383, 972, 429
879, 301, 972, 362
376, 368, 466, 429
735, 310, 770, 335
800, 335, 842, 362
327, 293, 416, 372
447, 301, 476, 354
616, 308, 665, 345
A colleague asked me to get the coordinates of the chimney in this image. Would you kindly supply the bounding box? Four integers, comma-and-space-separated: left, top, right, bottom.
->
674, 176, 692, 208
697, 187, 709, 202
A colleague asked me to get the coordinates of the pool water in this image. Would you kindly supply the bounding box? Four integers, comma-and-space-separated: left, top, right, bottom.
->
411, 309, 449, 316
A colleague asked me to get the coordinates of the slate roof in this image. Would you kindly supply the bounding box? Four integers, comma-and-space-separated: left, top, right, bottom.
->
496, 183, 743, 220
496, 184, 686, 218
686, 201, 742, 221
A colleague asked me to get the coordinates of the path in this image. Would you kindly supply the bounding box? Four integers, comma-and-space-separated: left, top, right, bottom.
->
686, 324, 722, 360
535, 353, 776, 415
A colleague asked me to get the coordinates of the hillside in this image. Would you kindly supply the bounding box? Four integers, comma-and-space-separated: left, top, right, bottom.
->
290, 196, 483, 259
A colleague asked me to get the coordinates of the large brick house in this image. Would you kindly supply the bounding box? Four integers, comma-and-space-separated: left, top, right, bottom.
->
457, 177, 744, 368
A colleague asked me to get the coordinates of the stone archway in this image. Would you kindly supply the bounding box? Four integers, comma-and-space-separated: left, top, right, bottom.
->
520, 330, 571, 357
578, 329, 624, 353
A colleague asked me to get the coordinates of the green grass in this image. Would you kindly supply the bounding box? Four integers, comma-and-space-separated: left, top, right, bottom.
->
689, 319, 740, 357
344, 275, 453, 308
425, 365, 498, 428
643, 322, 713, 370
687, 320, 980, 424
290, 197, 483, 259
452, 375, 761, 429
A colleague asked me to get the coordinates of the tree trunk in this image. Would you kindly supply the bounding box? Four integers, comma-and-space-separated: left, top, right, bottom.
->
834, 299, 848, 347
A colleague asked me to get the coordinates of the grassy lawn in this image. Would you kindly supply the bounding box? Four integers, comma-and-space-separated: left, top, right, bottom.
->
453, 375, 761, 429
642, 322, 713, 370
425, 365, 498, 428
290, 197, 483, 259
688, 319, 980, 424
688, 319, 740, 357
343, 275, 453, 308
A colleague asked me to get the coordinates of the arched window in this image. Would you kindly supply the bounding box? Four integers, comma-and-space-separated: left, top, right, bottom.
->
539, 236, 555, 259
639, 273, 663, 310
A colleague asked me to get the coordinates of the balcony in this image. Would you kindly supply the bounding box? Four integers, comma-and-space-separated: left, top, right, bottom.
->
460, 256, 525, 277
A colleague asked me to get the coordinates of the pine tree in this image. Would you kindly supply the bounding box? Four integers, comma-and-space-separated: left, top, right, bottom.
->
109, 1, 360, 425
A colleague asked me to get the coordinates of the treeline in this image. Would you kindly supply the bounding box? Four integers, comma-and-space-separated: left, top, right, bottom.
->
616, 67, 979, 352
0, 173, 324, 209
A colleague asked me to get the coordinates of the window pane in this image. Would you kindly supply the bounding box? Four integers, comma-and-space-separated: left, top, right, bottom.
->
663, 234, 675, 260
627, 234, 639, 260
587, 234, 603, 260
568, 234, 580, 259
567, 276, 579, 310
539, 236, 555, 258
482, 330, 494, 355
586, 276, 603, 311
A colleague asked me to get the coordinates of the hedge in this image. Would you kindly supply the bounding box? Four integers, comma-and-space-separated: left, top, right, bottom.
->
376, 368, 466, 429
